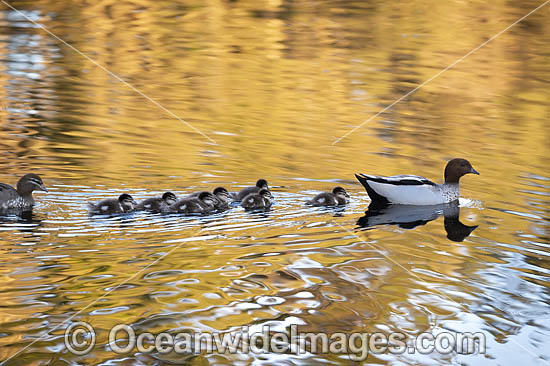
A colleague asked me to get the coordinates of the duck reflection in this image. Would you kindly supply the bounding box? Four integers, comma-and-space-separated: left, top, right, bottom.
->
357, 201, 477, 242
0, 208, 35, 222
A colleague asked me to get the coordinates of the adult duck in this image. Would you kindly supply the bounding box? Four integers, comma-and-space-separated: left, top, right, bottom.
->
355, 158, 479, 205
0, 174, 47, 211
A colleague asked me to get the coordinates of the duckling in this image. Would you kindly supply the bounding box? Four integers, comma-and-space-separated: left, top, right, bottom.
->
186, 187, 231, 209
306, 187, 349, 207
136, 192, 177, 212
89, 193, 137, 215
233, 179, 269, 201
211, 187, 231, 209
167, 192, 218, 214
241, 188, 273, 210
0, 173, 47, 211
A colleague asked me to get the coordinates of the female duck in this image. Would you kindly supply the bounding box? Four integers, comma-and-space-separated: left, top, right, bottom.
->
89, 193, 138, 215
241, 188, 273, 210
355, 158, 479, 206
306, 187, 350, 207
136, 192, 177, 212
0, 173, 47, 211
167, 192, 218, 214
233, 179, 269, 201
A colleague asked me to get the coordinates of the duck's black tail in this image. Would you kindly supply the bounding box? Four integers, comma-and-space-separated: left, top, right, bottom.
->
355, 174, 390, 205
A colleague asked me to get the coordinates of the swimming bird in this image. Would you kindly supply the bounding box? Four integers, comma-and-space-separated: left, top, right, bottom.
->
306, 187, 350, 207
0, 174, 47, 211
167, 192, 218, 214
88, 193, 138, 215
136, 192, 177, 212
241, 188, 273, 210
186, 187, 231, 209
355, 158, 479, 205
233, 179, 269, 201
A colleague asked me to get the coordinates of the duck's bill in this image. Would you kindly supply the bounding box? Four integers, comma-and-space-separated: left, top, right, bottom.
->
38, 184, 48, 192
470, 168, 480, 175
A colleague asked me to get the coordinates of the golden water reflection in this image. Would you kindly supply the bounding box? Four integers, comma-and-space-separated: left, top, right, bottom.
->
0, 0, 548, 365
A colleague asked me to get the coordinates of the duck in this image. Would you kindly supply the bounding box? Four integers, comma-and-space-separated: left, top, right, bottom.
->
233, 179, 269, 201
167, 192, 218, 214
88, 193, 138, 215
241, 188, 273, 210
355, 158, 479, 206
186, 187, 232, 209
0, 173, 47, 211
306, 187, 350, 207
135, 192, 177, 212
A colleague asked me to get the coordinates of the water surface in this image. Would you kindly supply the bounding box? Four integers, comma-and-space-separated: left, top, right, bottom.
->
0, 0, 548, 365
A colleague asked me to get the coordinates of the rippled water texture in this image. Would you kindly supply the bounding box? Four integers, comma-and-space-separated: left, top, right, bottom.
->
0, 0, 549, 365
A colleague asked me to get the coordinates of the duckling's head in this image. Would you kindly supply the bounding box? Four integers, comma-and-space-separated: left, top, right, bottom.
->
332, 186, 349, 198
259, 188, 273, 199
198, 191, 219, 206
256, 179, 268, 189
213, 187, 231, 202
444, 158, 479, 183
162, 192, 177, 205
17, 174, 48, 195
118, 193, 137, 211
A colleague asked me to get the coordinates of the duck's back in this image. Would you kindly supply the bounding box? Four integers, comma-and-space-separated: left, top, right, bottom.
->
356, 174, 456, 205
0, 183, 31, 209
136, 197, 163, 211
0, 183, 18, 201
169, 198, 204, 214
234, 187, 260, 201
307, 192, 338, 207
89, 199, 122, 214
241, 194, 270, 209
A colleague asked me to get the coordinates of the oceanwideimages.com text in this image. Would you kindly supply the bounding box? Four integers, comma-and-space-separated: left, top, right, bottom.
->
65, 322, 486, 361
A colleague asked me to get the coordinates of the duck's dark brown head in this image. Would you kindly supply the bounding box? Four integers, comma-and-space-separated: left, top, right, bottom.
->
17, 174, 48, 195
118, 193, 137, 211
444, 158, 479, 183
162, 192, 177, 205
256, 179, 268, 189
259, 188, 273, 199
213, 187, 231, 202
332, 186, 349, 198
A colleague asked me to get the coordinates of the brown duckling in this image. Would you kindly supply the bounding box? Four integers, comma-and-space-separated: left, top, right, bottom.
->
241, 188, 273, 210
186, 187, 231, 209
167, 192, 218, 214
0, 173, 47, 211
233, 179, 269, 201
89, 193, 137, 215
306, 187, 350, 207
136, 192, 177, 212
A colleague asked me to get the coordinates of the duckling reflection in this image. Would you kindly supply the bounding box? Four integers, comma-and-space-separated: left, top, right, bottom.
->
356, 201, 477, 242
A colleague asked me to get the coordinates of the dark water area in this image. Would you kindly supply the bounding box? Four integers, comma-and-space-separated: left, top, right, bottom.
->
0, 0, 548, 365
